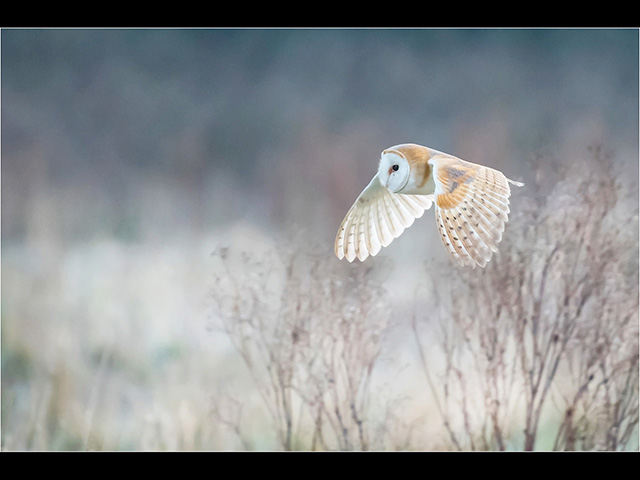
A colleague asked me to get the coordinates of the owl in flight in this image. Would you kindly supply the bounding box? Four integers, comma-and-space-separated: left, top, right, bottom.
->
334, 144, 523, 268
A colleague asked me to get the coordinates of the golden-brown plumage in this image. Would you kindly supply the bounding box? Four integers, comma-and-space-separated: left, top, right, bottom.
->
334, 143, 523, 268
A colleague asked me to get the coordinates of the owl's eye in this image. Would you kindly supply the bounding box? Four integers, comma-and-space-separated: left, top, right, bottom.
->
392, 164, 399, 171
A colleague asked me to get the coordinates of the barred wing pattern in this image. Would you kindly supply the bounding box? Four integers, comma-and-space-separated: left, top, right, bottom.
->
334, 174, 434, 262
430, 155, 523, 268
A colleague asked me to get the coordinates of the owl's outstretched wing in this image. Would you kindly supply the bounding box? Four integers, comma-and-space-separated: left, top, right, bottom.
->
335, 173, 434, 262
429, 154, 523, 268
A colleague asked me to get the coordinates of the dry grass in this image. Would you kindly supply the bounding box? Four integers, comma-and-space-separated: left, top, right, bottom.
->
209, 241, 396, 450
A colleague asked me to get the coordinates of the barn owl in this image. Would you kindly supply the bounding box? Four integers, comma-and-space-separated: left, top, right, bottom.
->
334, 143, 523, 268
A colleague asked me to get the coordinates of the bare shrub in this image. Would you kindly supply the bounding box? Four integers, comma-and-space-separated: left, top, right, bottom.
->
209, 240, 394, 450
413, 146, 639, 451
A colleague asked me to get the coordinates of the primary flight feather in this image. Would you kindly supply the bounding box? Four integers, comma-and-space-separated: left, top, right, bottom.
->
334, 143, 523, 268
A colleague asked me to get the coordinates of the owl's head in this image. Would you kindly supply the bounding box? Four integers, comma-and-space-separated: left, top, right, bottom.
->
378, 148, 411, 193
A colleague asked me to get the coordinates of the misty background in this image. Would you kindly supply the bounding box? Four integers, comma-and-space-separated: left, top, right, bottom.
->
2, 29, 638, 450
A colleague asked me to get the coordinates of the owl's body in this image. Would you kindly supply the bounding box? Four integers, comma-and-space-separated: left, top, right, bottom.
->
334, 143, 523, 268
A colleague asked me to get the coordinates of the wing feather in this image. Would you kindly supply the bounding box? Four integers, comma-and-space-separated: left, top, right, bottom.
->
397, 193, 432, 217
430, 154, 523, 268
380, 193, 401, 238
355, 199, 370, 261
335, 174, 433, 262
389, 193, 415, 228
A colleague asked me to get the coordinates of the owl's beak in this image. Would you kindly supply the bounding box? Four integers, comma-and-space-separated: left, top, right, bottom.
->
385, 167, 395, 187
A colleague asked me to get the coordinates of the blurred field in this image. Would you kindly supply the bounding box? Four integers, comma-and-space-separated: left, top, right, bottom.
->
1, 28, 638, 451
